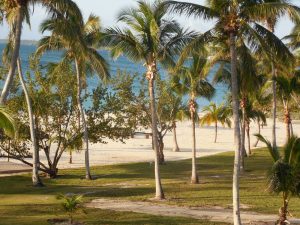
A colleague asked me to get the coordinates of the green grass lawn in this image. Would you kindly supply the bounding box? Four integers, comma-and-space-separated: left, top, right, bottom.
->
1, 148, 299, 224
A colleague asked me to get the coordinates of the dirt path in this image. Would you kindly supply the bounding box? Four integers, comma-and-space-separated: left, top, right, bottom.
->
86, 198, 300, 225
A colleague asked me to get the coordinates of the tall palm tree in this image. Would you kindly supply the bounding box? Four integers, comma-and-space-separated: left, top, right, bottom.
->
211, 41, 259, 156
261, 0, 300, 152
36, 14, 110, 180
200, 102, 231, 143
103, 0, 194, 199
172, 53, 215, 184
165, 0, 298, 223
0, 0, 82, 104
211, 40, 262, 167
256, 134, 300, 225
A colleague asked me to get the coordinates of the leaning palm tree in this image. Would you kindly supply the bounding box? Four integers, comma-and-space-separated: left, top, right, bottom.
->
17, 58, 43, 186
200, 102, 231, 143
0, 0, 82, 104
172, 53, 215, 184
165, 0, 298, 223
103, 0, 194, 199
36, 14, 110, 180
256, 134, 300, 225
2, 31, 43, 186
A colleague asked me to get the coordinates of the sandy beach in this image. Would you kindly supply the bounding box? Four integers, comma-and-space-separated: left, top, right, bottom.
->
1, 118, 299, 173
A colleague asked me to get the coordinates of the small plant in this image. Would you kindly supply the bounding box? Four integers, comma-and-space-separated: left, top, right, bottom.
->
255, 134, 300, 225
57, 194, 84, 224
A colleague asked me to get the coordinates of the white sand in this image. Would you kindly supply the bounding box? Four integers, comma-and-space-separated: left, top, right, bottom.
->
1, 118, 299, 170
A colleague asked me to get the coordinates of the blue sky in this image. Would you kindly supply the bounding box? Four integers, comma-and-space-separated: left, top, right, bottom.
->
0, 0, 299, 40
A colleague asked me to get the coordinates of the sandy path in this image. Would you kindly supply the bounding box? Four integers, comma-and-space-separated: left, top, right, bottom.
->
0, 161, 31, 177
86, 198, 300, 225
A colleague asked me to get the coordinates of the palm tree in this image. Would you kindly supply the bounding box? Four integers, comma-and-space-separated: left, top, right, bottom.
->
168, 83, 188, 153
57, 194, 83, 224
200, 102, 231, 143
212, 40, 266, 157
166, 88, 184, 153
17, 58, 43, 186
275, 75, 300, 140
244, 99, 267, 155
2, 30, 43, 185
103, 0, 194, 199
0, 0, 82, 104
164, 0, 298, 223
36, 14, 110, 180
251, 83, 272, 147
172, 53, 215, 184
256, 134, 300, 225
261, 0, 300, 152
171, 105, 188, 152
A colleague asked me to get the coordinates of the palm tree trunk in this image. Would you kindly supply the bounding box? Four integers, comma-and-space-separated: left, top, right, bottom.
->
279, 194, 289, 225
214, 122, 218, 143
241, 98, 248, 158
229, 33, 242, 225
172, 121, 180, 152
147, 63, 164, 199
246, 121, 251, 155
190, 98, 199, 184
254, 119, 260, 147
7, 140, 10, 162
271, 64, 277, 149
157, 132, 165, 164
284, 108, 291, 141
69, 150, 73, 164
75, 59, 92, 180
17, 58, 43, 187
267, 21, 277, 150
0, 8, 23, 104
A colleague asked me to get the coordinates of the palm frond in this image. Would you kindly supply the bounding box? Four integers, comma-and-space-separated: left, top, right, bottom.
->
254, 134, 280, 162
0, 106, 16, 138
164, 1, 219, 20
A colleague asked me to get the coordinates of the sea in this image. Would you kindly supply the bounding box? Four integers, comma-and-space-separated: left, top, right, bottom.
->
0, 43, 229, 110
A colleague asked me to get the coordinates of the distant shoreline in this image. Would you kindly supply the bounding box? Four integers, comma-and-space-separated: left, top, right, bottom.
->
0, 39, 38, 45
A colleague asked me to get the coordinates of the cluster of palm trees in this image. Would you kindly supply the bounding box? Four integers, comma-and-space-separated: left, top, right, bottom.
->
1, 0, 300, 224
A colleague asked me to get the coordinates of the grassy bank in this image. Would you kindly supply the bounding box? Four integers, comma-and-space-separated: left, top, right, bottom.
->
1, 148, 299, 224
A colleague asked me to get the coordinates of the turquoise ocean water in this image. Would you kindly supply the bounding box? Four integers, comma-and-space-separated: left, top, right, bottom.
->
0, 43, 228, 110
